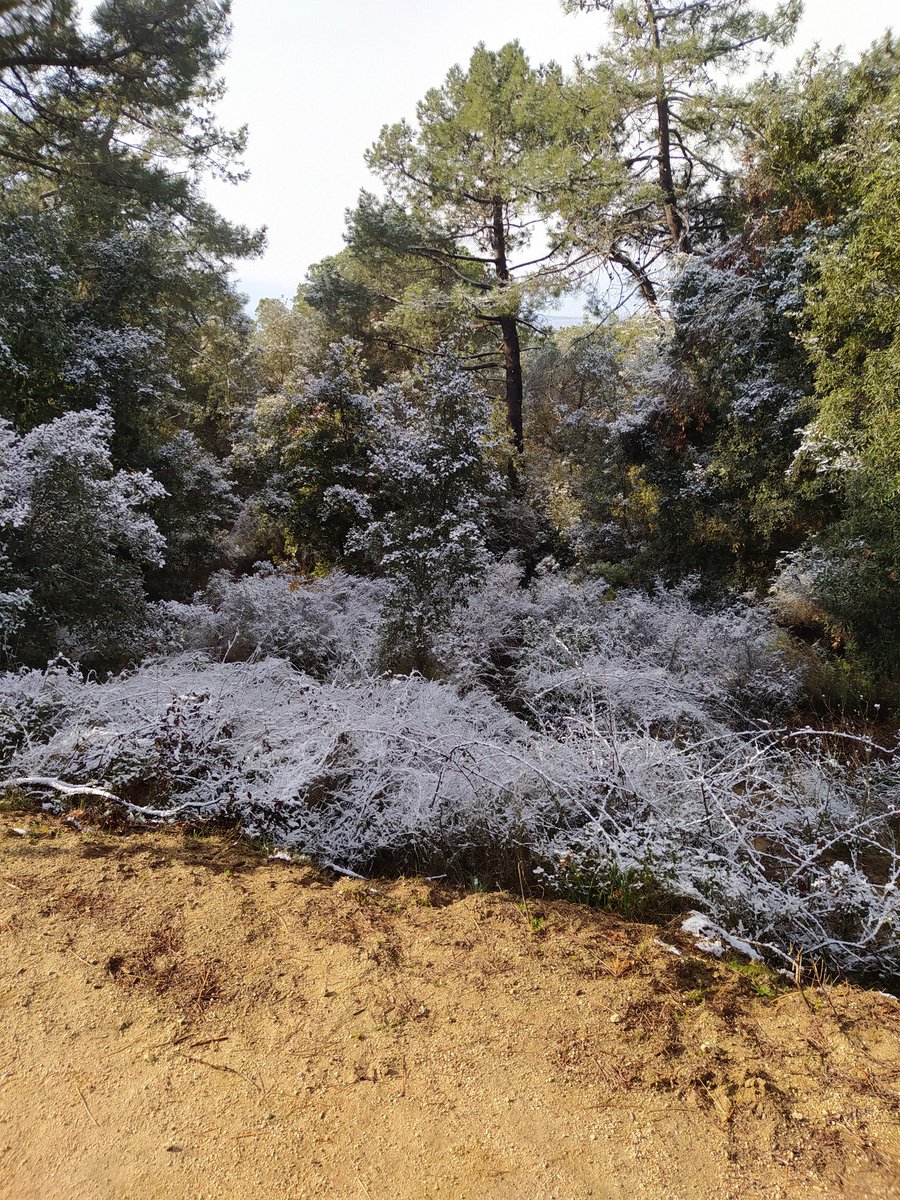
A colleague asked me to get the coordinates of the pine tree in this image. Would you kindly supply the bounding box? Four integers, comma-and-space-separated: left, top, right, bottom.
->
558, 0, 800, 299
359, 42, 585, 462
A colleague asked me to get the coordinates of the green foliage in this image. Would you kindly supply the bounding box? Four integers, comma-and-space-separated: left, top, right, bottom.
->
0, 0, 256, 241
0, 0, 262, 456
556, 0, 801, 297
543, 856, 670, 922
252, 295, 325, 395
798, 78, 900, 669
368, 40, 557, 232
523, 233, 818, 589
242, 339, 374, 568
145, 432, 239, 600
0, 0, 260, 663
360, 41, 582, 451
523, 320, 658, 564
745, 38, 900, 231
0, 204, 255, 459
358, 350, 500, 674
306, 222, 482, 384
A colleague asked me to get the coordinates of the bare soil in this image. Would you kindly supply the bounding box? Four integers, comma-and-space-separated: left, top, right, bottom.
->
1, 808, 899, 1200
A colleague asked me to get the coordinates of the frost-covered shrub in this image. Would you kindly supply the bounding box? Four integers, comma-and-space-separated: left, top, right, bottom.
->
0, 407, 165, 666
0, 216, 183, 436
769, 545, 832, 631
438, 564, 800, 726
435, 558, 538, 692
151, 568, 386, 678
1, 654, 896, 978
524, 577, 801, 727
0, 657, 91, 763
347, 349, 500, 674
147, 432, 240, 599
538, 720, 899, 980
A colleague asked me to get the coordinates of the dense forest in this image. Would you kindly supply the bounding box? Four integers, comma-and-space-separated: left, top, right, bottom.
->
1, 0, 898, 981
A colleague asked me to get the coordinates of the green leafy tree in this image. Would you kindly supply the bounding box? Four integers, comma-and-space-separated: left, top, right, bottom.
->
360, 41, 583, 460
242, 339, 374, 569
0, 0, 251, 234
0, 0, 262, 653
0, 0, 262, 457
798, 77, 900, 669
306, 230, 490, 387
523, 320, 659, 570
744, 38, 900, 234
558, 0, 800, 300
253, 295, 324, 397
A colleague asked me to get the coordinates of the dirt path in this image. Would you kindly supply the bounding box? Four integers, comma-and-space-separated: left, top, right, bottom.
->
1, 811, 898, 1200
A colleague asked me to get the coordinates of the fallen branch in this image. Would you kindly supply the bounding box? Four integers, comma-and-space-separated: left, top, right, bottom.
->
2, 776, 119, 803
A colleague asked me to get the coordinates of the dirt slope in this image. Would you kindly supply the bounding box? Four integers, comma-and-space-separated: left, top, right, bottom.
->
1, 810, 899, 1200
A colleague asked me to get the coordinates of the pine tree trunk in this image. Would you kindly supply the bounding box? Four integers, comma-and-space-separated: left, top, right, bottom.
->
646, 1, 691, 254
500, 315, 524, 454
491, 199, 525, 458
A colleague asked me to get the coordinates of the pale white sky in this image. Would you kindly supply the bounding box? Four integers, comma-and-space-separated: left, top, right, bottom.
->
203, 0, 897, 314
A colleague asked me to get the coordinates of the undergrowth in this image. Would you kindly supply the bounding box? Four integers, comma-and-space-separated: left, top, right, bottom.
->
1, 565, 897, 982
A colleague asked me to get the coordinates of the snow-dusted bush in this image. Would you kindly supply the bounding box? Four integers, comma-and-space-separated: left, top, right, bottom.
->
151, 568, 386, 678
148, 560, 798, 723
434, 558, 536, 691
239, 338, 373, 567
147, 432, 240, 599
2, 554, 893, 977
521, 576, 801, 728
1, 653, 896, 978
0, 407, 165, 666
769, 546, 832, 630
346, 349, 500, 673
439, 564, 800, 727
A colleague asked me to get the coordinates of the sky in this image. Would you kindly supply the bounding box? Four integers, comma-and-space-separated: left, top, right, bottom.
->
203, 0, 898, 315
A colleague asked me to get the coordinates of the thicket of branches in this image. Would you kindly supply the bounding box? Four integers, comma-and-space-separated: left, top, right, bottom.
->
1, 1, 898, 979
3, 570, 897, 979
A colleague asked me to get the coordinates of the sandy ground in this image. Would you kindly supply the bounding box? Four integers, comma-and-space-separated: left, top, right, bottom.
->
1, 808, 899, 1200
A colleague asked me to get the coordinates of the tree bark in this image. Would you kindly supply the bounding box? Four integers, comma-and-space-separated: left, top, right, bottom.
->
491, 199, 525, 458
610, 246, 659, 310
645, 0, 691, 254
500, 315, 524, 453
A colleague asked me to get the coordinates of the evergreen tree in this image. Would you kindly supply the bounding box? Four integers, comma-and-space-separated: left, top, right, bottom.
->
350, 349, 499, 674
0, 407, 165, 666
360, 42, 584, 461
798, 76, 900, 669
558, 0, 800, 299
242, 339, 374, 569
0, 0, 251, 233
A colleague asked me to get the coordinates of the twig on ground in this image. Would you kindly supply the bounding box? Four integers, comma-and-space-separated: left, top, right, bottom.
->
74, 1084, 100, 1128
177, 1051, 263, 1091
